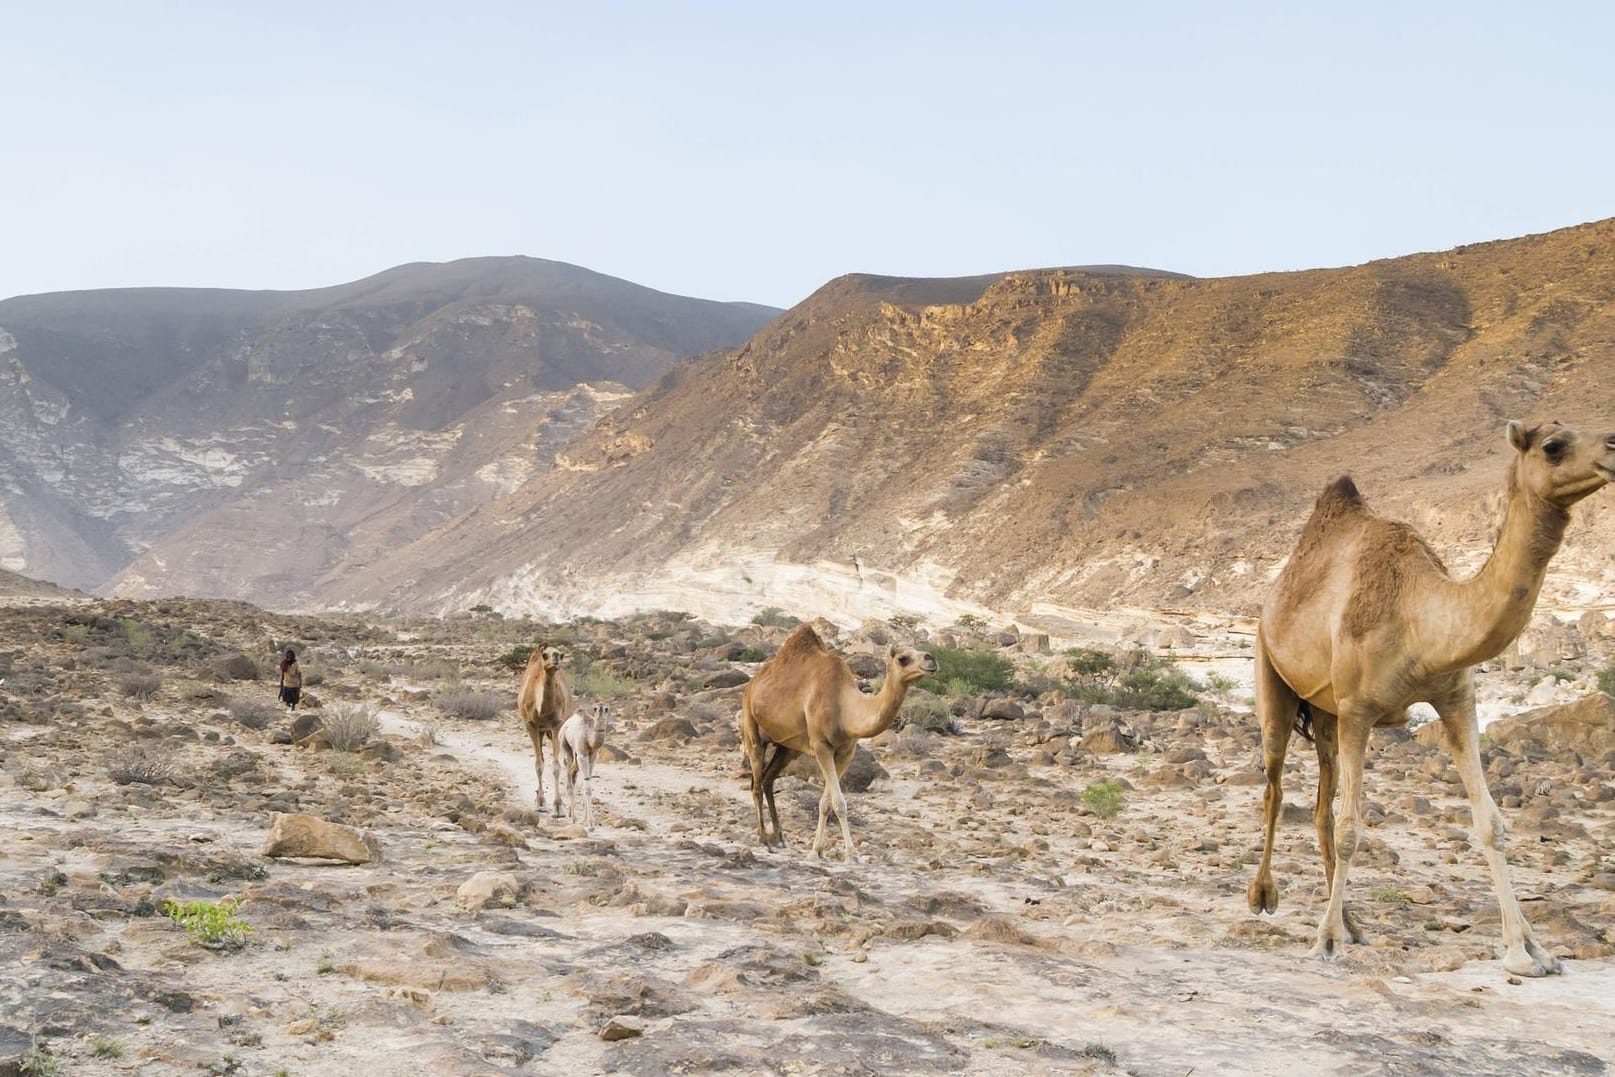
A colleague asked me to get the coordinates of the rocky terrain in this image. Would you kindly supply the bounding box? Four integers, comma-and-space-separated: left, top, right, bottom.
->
329, 218, 1615, 630
3, 586, 1612, 1075
0, 259, 778, 599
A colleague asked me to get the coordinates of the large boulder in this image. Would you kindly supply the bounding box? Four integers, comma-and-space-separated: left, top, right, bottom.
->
786, 744, 888, 792
1488, 693, 1615, 760
261, 812, 382, 864
457, 871, 520, 912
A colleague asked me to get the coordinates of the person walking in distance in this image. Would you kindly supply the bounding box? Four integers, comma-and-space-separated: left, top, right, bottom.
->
278, 649, 303, 715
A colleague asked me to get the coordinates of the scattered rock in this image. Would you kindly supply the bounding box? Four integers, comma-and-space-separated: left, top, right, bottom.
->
260, 812, 383, 864
457, 872, 520, 912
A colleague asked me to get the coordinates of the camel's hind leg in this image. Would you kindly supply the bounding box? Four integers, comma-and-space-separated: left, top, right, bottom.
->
1248, 630, 1301, 915
758, 745, 795, 848
1432, 682, 1562, 976
1311, 709, 1367, 944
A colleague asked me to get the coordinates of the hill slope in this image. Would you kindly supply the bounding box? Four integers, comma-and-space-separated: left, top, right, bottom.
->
0, 259, 779, 596
328, 221, 1615, 627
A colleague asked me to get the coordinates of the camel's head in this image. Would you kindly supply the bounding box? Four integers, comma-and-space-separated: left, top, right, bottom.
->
888, 644, 939, 684
589, 701, 611, 728
1507, 420, 1615, 508
540, 645, 567, 672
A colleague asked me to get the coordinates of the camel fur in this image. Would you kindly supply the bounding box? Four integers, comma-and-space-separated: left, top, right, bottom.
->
739, 623, 937, 861
1250, 420, 1615, 976
516, 645, 573, 816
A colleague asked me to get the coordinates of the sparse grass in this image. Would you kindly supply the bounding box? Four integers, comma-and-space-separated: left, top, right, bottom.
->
161, 896, 251, 950
1371, 886, 1411, 903
750, 607, 801, 629
735, 646, 770, 662
20, 1043, 59, 1076
317, 953, 335, 975
407, 659, 461, 681
38, 867, 66, 897
573, 668, 636, 698
119, 672, 163, 699
321, 702, 379, 751
433, 686, 504, 720
1081, 780, 1125, 819
901, 695, 960, 735
326, 751, 365, 778
1077, 1042, 1117, 1063
90, 1035, 123, 1059
108, 746, 177, 786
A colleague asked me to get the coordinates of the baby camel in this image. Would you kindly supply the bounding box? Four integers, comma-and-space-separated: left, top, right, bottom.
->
559, 702, 610, 830
516, 645, 572, 816
1251, 420, 1615, 976
739, 623, 937, 861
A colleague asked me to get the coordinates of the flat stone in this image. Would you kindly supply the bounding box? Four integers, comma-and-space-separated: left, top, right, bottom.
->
260, 812, 382, 864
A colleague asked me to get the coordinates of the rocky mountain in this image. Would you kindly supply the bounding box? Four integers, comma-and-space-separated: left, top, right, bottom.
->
329, 220, 1615, 630
0, 259, 779, 598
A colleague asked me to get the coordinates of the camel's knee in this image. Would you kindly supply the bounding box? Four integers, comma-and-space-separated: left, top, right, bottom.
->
1334, 819, 1360, 862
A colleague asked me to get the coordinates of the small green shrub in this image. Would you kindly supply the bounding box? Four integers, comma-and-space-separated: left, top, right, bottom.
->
888, 614, 920, 632
751, 607, 801, 629
19, 1043, 59, 1076
90, 1036, 122, 1059
925, 647, 1015, 694
1370, 886, 1411, 903
1081, 780, 1125, 819
162, 896, 251, 950
955, 613, 986, 631
496, 645, 535, 671
1064, 647, 1117, 686
735, 647, 770, 662
902, 695, 960, 735
1597, 661, 1615, 697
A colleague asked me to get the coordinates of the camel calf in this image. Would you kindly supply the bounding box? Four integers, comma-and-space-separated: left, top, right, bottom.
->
559, 702, 610, 830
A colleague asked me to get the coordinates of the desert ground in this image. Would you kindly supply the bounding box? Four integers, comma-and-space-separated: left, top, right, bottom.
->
2, 591, 1613, 1076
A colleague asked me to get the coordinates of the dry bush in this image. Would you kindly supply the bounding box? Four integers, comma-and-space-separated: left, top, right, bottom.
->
108, 747, 177, 785
433, 687, 504, 721
321, 702, 380, 751
228, 697, 279, 730
119, 673, 163, 699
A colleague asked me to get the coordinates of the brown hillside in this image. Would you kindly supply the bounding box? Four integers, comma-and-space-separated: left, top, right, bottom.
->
336, 219, 1615, 623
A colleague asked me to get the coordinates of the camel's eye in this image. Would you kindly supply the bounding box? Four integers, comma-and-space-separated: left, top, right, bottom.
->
898, 654, 911, 666
1542, 439, 1567, 463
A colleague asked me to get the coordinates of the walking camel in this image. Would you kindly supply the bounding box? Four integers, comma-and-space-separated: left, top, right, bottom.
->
739, 623, 937, 861
559, 702, 610, 830
516, 645, 573, 816
1250, 419, 1615, 976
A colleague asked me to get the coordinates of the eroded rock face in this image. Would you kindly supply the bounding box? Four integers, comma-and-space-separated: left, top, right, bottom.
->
1489, 693, 1615, 760
260, 812, 383, 864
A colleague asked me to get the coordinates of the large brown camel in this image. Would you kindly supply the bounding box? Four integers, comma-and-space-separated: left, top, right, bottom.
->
516, 645, 573, 816
739, 623, 937, 861
1250, 420, 1615, 976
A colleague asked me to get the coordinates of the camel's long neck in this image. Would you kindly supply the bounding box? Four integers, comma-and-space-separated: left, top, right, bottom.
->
1434, 487, 1568, 670
847, 671, 913, 740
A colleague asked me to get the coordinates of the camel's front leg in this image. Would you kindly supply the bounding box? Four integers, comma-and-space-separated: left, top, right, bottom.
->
523, 722, 548, 807
544, 730, 564, 817
1434, 688, 1563, 977
1311, 710, 1372, 962
1312, 710, 1367, 944
809, 742, 856, 863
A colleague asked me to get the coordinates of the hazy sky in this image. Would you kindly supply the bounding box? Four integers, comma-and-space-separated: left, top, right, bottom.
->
5, 2, 1611, 308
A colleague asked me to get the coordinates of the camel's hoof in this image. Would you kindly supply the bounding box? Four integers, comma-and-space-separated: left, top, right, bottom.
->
1247, 876, 1279, 916
1505, 948, 1564, 978
1309, 936, 1345, 963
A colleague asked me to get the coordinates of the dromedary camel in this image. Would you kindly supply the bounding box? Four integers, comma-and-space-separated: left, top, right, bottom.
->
1250, 420, 1615, 976
516, 645, 573, 816
559, 702, 610, 831
739, 623, 937, 861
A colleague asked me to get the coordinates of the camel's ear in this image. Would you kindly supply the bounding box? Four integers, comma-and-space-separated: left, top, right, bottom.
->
889, 644, 900, 658
1507, 421, 1533, 453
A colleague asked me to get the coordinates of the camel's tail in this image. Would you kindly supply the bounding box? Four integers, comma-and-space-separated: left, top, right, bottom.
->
1294, 700, 1315, 743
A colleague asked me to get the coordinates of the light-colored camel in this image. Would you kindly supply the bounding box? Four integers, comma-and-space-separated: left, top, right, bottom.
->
739, 623, 937, 861
1250, 420, 1615, 976
559, 702, 610, 830
516, 645, 573, 816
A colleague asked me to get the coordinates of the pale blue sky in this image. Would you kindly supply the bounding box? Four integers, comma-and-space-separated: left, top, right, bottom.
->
4, 2, 1611, 308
